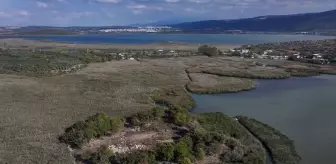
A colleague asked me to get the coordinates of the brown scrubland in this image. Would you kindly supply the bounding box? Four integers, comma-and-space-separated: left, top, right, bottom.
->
0, 39, 330, 164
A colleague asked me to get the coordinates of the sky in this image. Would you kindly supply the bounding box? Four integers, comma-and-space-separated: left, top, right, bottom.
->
0, 0, 335, 26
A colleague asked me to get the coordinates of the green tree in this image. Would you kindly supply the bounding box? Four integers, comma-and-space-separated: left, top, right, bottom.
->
110, 116, 124, 132
175, 141, 191, 159
194, 148, 205, 160
178, 157, 192, 164
156, 143, 175, 161
88, 146, 113, 164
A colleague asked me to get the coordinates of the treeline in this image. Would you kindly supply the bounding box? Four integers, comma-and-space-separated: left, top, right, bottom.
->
0, 49, 122, 76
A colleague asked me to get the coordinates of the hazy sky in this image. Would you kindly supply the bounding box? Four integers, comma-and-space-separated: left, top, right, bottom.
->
0, 0, 335, 26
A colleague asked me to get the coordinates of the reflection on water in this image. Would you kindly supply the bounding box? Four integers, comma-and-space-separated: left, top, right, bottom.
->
192, 75, 336, 164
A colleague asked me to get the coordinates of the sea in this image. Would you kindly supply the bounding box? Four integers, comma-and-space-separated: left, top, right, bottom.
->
3, 33, 335, 45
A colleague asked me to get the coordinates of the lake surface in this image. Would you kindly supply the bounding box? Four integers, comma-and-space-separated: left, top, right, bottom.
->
192, 75, 336, 164
4, 34, 335, 45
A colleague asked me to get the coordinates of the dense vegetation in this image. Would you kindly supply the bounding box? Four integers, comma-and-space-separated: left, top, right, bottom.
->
198, 45, 223, 57
59, 113, 124, 148
79, 112, 266, 164
59, 88, 272, 164
237, 116, 301, 164
0, 48, 120, 76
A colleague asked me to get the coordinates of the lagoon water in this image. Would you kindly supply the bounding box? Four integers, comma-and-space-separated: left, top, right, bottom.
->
192, 75, 336, 164
5, 34, 336, 45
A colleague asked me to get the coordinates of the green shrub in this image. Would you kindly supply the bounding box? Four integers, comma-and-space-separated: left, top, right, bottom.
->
110, 116, 124, 133
60, 113, 124, 148
156, 143, 175, 161
198, 45, 221, 57
203, 132, 225, 145
59, 121, 88, 147
119, 151, 156, 164
179, 136, 193, 150
194, 148, 205, 160
86, 113, 113, 137
170, 107, 191, 125
204, 143, 223, 155
151, 107, 166, 119
177, 157, 192, 164
87, 146, 113, 164
220, 149, 244, 163
128, 107, 166, 126
175, 140, 192, 159
198, 113, 244, 139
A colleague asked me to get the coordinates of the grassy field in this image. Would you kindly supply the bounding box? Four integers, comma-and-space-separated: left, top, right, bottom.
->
0, 38, 237, 51
237, 116, 301, 164
186, 73, 256, 94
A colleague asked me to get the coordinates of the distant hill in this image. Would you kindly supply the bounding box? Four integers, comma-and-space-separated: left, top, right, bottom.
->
170, 9, 336, 33
130, 18, 200, 27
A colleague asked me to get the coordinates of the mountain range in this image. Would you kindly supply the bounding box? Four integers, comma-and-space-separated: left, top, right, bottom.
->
169, 9, 336, 33
1, 9, 336, 35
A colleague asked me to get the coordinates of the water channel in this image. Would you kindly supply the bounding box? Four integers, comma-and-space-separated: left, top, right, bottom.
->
192, 75, 336, 164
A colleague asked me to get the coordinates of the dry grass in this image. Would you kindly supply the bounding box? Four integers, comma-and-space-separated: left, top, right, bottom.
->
0, 38, 237, 51
0, 56, 194, 164
0, 54, 308, 164
188, 65, 291, 79
186, 73, 256, 94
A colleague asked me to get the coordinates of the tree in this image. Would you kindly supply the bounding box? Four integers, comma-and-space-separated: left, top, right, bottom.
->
88, 146, 113, 164
175, 141, 191, 159
110, 116, 124, 132
178, 157, 192, 164
194, 148, 205, 160
156, 143, 175, 161
198, 45, 221, 57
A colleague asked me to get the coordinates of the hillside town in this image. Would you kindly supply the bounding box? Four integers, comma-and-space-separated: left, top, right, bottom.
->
99, 26, 178, 33
228, 39, 336, 65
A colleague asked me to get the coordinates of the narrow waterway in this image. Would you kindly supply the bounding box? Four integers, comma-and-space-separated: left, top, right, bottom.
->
191, 75, 336, 164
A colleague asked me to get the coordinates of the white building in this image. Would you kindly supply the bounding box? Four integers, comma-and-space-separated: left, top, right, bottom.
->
241, 49, 249, 54
313, 54, 322, 58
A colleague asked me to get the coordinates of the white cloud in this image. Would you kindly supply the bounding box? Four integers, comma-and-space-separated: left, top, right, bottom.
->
165, 0, 180, 3
0, 11, 11, 18
127, 4, 147, 10
18, 10, 30, 17
94, 0, 121, 3
188, 0, 211, 3
37, 1, 48, 8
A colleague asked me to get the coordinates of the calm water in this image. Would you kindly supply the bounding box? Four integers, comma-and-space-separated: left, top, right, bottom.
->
4, 34, 335, 44
192, 75, 336, 164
